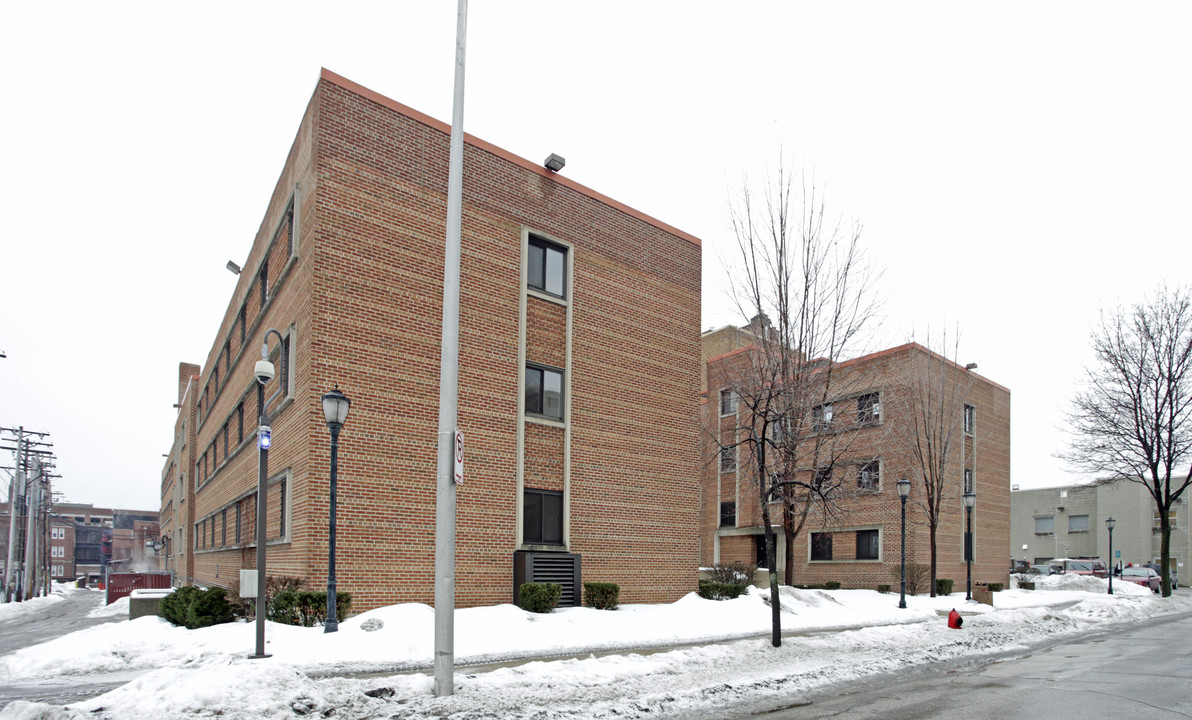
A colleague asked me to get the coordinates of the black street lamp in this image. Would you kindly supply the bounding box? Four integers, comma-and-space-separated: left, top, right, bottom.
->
1106, 516, 1116, 595
897, 477, 911, 609
963, 491, 976, 601
322, 387, 351, 633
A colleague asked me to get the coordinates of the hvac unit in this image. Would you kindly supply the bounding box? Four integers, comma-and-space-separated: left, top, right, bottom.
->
513, 551, 582, 607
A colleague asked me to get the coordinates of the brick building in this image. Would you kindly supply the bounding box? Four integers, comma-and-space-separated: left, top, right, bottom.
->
703, 336, 1011, 591
161, 69, 702, 613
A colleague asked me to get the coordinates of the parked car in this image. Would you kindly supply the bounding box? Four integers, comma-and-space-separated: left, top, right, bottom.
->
1029, 564, 1057, 576
1143, 563, 1178, 589
1121, 566, 1162, 592
1053, 558, 1109, 578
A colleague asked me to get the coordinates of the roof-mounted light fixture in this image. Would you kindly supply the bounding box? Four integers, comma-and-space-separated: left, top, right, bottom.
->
965, 363, 978, 370
544, 153, 566, 172
226, 260, 242, 275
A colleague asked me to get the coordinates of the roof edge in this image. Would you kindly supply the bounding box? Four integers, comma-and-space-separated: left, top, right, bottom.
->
318, 68, 701, 248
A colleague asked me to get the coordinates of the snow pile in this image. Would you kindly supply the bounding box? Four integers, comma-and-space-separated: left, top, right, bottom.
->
87, 595, 130, 619
0, 584, 1188, 720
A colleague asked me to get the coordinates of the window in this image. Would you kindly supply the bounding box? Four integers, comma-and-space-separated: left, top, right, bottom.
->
857, 393, 881, 424
52, 527, 65, 539
813, 467, 831, 489
963, 468, 974, 494
222, 424, 229, 460
858, 460, 880, 490
1068, 514, 1089, 532
278, 478, 288, 538
224, 341, 231, 375
221, 509, 228, 546
963, 404, 975, 435
51, 545, 64, 558
719, 389, 737, 416
259, 259, 269, 308
237, 403, 244, 445
1153, 510, 1178, 529
720, 501, 736, 527
719, 446, 736, 473
525, 365, 564, 420
235, 502, 242, 545
239, 306, 246, 346
856, 529, 880, 560
812, 404, 834, 431
1035, 516, 1054, 534
213, 365, 219, 393
527, 236, 567, 297
755, 534, 769, 565
524, 488, 564, 545
811, 532, 833, 561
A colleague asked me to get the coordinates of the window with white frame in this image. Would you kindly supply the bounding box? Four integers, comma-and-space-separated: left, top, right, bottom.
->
719, 446, 736, 473
51, 527, 65, 539
1153, 510, 1178, 529
858, 460, 880, 490
812, 404, 834, 431
719, 389, 737, 416
964, 468, 974, 494
51, 545, 64, 558
857, 393, 881, 424
963, 404, 975, 435
855, 529, 880, 560
526, 364, 564, 420
527, 235, 567, 297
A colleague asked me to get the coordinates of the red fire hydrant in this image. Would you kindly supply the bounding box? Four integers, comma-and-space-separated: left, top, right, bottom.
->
948, 608, 963, 629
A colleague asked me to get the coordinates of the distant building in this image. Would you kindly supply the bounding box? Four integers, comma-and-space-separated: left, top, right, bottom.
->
160, 69, 702, 613
1010, 479, 1190, 575
703, 334, 1012, 590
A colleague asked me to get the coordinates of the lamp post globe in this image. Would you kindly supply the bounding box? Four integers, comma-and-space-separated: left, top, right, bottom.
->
897, 477, 911, 609
322, 387, 350, 633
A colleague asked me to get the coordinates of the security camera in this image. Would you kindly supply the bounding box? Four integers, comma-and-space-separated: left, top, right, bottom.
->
255, 359, 276, 384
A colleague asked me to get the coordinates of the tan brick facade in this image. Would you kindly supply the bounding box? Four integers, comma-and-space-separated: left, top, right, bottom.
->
161, 70, 702, 613
703, 339, 1011, 592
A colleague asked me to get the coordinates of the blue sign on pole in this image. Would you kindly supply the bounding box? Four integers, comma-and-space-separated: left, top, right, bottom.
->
1115, 550, 1121, 558
258, 425, 272, 450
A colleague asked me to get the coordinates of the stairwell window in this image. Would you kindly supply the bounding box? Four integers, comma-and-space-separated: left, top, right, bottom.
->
524, 488, 564, 545
720, 389, 737, 416
526, 364, 564, 420
528, 235, 567, 298
858, 460, 880, 490
720, 446, 736, 473
963, 404, 975, 435
720, 501, 736, 527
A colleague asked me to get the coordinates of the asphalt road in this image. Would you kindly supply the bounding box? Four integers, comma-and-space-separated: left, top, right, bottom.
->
747, 607, 1192, 719
0, 590, 127, 709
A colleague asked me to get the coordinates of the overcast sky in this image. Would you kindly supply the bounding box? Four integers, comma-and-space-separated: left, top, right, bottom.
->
1, 2, 1189, 510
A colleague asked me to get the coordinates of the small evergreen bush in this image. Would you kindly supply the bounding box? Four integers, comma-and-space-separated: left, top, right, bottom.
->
877, 584, 891, 594
935, 578, 955, 596
1018, 580, 1035, 591
987, 582, 1004, 592
706, 561, 757, 586
160, 586, 235, 630
519, 582, 562, 613
583, 582, 619, 610
698, 580, 747, 600
268, 589, 352, 626
824, 581, 842, 590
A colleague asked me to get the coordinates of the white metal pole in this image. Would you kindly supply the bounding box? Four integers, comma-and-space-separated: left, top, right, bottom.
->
3, 431, 23, 603
433, 0, 468, 698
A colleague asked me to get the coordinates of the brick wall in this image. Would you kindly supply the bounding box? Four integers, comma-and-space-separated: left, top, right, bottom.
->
173, 70, 701, 612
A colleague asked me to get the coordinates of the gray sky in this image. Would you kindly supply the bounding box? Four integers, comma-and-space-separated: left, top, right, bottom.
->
1, 2, 1189, 509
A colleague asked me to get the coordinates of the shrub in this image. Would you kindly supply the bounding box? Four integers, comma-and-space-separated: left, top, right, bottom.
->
1018, 580, 1035, 591
706, 561, 757, 586
698, 580, 747, 600
268, 589, 352, 626
823, 581, 842, 590
160, 586, 235, 630
519, 582, 561, 613
987, 583, 1004, 592
935, 578, 954, 596
583, 582, 619, 610
889, 563, 931, 595
877, 584, 891, 594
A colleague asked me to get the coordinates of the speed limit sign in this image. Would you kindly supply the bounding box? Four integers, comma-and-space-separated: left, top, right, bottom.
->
454, 428, 464, 485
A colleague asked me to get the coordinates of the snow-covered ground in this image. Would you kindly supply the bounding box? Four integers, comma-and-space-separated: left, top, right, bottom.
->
1, 576, 1187, 720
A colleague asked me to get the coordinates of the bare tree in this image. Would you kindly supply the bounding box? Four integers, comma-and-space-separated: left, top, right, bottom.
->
897, 332, 975, 596
1064, 287, 1192, 597
719, 161, 879, 646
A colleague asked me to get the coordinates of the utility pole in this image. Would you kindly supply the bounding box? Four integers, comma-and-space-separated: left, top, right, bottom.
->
1, 426, 55, 602
3, 429, 24, 603
433, 0, 468, 698
22, 459, 40, 600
